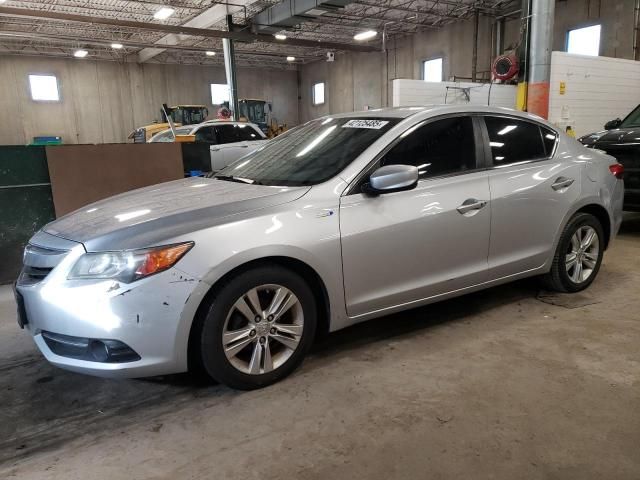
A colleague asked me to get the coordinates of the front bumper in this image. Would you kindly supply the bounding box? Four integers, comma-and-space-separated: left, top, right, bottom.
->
16, 234, 208, 378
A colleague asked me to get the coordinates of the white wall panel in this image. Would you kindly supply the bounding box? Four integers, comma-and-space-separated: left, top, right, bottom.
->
549, 51, 640, 136
392, 79, 517, 109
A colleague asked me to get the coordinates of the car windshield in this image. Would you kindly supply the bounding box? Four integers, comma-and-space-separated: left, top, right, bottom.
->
152, 127, 193, 142
621, 104, 640, 128
215, 117, 399, 186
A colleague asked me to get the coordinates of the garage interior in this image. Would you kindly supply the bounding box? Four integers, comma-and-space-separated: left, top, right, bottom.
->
1, 0, 640, 478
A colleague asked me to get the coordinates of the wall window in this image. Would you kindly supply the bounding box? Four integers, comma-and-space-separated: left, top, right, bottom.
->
381, 116, 476, 178
29, 74, 60, 101
313, 82, 325, 105
422, 58, 443, 82
210, 83, 229, 105
567, 25, 601, 56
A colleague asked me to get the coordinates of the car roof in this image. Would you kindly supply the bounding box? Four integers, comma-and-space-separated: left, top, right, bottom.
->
322, 105, 547, 122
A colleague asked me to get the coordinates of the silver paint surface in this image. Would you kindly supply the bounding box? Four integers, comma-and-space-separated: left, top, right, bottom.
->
16, 105, 624, 378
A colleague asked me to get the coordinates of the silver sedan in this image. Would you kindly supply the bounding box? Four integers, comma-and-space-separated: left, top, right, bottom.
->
16, 106, 624, 389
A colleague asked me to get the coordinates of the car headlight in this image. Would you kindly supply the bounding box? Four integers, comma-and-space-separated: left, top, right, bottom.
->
68, 242, 194, 283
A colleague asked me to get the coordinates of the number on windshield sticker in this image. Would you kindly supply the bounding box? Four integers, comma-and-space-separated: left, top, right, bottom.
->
342, 119, 390, 130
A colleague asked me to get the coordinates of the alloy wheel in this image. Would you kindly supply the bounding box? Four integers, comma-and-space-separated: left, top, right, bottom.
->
222, 284, 304, 375
565, 225, 600, 284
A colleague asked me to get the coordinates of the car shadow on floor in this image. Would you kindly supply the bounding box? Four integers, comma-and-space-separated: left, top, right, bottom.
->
620, 212, 640, 236
0, 275, 540, 465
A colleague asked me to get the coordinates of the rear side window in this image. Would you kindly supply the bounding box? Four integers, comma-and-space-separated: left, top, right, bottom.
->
215, 124, 259, 143
381, 116, 476, 178
484, 116, 546, 166
541, 126, 558, 157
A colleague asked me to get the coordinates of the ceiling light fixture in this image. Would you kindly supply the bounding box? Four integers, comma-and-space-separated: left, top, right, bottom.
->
74, 49, 89, 58
286, 56, 295, 62
274, 34, 287, 40
354, 30, 377, 41
206, 51, 216, 56
111, 43, 124, 49
153, 7, 175, 20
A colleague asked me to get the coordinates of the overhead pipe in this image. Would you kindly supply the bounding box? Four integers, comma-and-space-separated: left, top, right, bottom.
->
527, 0, 555, 119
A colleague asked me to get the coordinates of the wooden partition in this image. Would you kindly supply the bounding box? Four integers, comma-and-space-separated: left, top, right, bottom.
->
45, 143, 184, 217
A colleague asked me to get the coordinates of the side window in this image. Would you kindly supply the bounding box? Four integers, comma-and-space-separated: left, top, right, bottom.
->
195, 126, 217, 144
541, 126, 558, 157
484, 116, 546, 166
215, 125, 243, 144
235, 125, 261, 141
381, 116, 476, 178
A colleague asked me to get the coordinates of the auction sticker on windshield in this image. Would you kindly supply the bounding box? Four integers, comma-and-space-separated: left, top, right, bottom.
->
342, 119, 389, 129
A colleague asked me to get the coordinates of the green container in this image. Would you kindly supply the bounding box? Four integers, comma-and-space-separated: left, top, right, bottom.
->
0, 146, 56, 284
31, 136, 63, 146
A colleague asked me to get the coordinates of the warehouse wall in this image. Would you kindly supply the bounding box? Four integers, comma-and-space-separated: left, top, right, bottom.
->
0, 56, 299, 145
299, 0, 636, 122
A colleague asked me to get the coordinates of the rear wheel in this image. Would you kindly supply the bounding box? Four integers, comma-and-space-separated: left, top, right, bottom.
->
195, 265, 316, 390
542, 213, 604, 293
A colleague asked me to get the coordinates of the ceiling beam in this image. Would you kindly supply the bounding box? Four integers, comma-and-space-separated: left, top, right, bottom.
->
0, 31, 317, 60
137, 0, 253, 63
0, 6, 378, 52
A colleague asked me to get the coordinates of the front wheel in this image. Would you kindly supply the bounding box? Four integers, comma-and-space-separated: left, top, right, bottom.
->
542, 212, 604, 293
195, 265, 317, 390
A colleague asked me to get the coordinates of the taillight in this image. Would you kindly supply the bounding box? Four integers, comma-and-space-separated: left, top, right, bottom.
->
609, 163, 624, 179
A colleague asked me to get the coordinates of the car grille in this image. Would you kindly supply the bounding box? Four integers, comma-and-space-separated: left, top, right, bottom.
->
18, 240, 73, 286
41, 331, 141, 363
19, 265, 54, 286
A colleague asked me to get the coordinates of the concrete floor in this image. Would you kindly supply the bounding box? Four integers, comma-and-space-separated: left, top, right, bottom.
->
1, 215, 639, 480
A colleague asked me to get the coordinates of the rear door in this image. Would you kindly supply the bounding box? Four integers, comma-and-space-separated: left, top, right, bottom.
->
481, 115, 581, 279
340, 115, 491, 317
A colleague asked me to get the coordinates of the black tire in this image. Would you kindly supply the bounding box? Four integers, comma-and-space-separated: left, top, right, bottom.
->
193, 265, 317, 390
542, 212, 604, 293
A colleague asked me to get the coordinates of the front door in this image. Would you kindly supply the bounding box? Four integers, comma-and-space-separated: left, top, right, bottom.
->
340, 115, 491, 317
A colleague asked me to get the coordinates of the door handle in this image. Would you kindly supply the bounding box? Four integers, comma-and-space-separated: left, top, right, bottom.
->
457, 198, 488, 215
239, 144, 249, 148
551, 177, 574, 191
211, 148, 220, 152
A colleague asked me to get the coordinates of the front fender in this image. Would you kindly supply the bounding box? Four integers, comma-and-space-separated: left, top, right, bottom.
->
171, 200, 346, 367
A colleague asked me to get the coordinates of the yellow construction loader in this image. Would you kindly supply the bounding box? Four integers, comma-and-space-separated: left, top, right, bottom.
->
129, 104, 209, 143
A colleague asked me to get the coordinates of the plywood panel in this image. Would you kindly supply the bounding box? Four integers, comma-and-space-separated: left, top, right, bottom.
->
549, 51, 640, 136
46, 143, 183, 216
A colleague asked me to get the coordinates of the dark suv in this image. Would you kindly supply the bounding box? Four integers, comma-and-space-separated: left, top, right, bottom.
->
578, 105, 640, 211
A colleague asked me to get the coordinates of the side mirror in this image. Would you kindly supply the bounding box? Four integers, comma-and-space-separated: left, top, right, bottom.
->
363, 164, 419, 195
604, 118, 622, 130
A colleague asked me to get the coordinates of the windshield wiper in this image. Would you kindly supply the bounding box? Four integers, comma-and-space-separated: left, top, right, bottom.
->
214, 175, 256, 184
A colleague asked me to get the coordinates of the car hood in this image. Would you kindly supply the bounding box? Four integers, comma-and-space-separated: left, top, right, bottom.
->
44, 178, 309, 251
579, 127, 640, 146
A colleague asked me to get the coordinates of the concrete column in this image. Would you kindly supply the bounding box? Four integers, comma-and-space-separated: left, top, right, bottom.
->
527, 0, 555, 118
